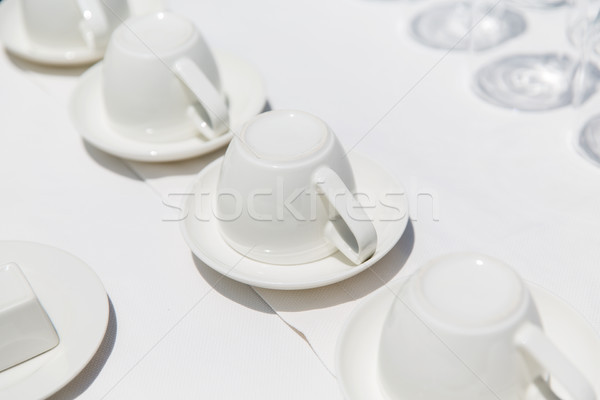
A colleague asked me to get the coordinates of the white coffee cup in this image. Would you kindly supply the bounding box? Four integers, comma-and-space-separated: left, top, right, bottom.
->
102, 12, 229, 142
20, 0, 128, 50
215, 110, 377, 265
378, 253, 595, 400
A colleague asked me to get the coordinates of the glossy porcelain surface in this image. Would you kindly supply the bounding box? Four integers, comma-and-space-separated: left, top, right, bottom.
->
180, 153, 408, 289
0, 263, 59, 373
0, 0, 111, 65
20, 0, 127, 50
378, 254, 545, 400
216, 110, 377, 265
218, 110, 351, 264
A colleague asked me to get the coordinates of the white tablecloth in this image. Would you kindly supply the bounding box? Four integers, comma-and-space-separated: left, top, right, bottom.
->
2, 0, 600, 398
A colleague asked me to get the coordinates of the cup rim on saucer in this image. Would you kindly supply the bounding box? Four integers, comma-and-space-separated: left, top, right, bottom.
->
69, 50, 267, 162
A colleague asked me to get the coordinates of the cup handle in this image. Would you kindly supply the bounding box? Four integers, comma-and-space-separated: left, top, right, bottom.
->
515, 322, 596, 400
312, 166, 377, 265
76, 0, 109, 49
173, 58, 229, 141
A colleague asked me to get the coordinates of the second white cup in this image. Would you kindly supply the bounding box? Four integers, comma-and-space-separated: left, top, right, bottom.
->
102, 12, 229, 142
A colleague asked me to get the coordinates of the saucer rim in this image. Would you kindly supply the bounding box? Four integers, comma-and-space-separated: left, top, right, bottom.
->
334, 276, 600, 400
0, 240, 109, 399
0, 0, 104, 66
179, 153, 409, 290
69, 51, 266, 162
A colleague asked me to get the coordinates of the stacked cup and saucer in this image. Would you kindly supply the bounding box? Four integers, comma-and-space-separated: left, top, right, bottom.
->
180, 109, 409, 289
0, 0, 130, 65
336, 253, 600, 399
70, 11, 267, 162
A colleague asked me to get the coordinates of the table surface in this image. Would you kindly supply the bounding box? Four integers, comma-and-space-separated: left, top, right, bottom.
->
1, 0, 600, 399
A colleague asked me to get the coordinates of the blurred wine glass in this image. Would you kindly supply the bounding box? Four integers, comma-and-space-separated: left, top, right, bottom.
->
572, 1, 600, 167
411, 0, 528, 51
577, 114, 600, 166
471, 0, 599, 111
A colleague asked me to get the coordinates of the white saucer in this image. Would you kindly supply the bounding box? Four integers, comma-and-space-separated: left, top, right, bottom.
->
180, 153, 409, 290
335, 277, 600, 400
0, 0, 104, 66
70, 51, 267, 162
0, 241, 109, 400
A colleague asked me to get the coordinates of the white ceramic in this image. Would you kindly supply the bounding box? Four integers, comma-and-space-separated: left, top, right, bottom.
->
70, 51, 266, 162
216, 110, 377, 265
335, 254, 598, 400
337, 276, 600, 400
379, 254, 594, 400
180, 153, 408, 289
0, 0, 127, 65
21, 0, 126, 50
0, 263, 59, 373
103, 12, 228, 142
0, 241, 109, 400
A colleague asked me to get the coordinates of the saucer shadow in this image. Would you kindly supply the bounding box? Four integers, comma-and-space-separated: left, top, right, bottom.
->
83, 142, 143, 181
124, 99, 272, 180
47, 297, 117, 400
5, 50, 90, 77
256, 220, 415, 312
192, 254, 276, 314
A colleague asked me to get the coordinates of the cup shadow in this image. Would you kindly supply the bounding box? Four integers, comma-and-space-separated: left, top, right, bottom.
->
47, 297, 117, 400
192, 220, 414, 313
192, 254, 276, 314
5, 50, 90, 77
256, 220, 415, 312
